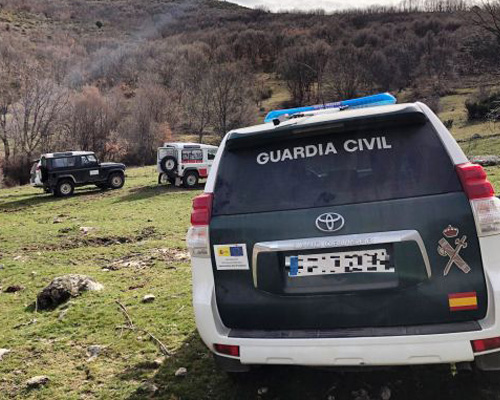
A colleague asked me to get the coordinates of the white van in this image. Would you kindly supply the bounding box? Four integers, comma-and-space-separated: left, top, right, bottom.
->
157, 143, 218, 188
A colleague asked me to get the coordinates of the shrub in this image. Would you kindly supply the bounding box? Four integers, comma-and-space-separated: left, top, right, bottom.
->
465, 89, 500, 121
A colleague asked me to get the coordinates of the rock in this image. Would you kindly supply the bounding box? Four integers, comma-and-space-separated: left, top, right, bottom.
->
175, 367, 187, 377
37, 274, 104, 310
153, 357, 165, 368
471, 133, 482, 140
53, 217, 64, 224
0, 349, 10, 361
79, 226, 95, 234
470, 155, 500, 167
58, 309, 68, 321
380, 386, 391, 400
142, 294, 156, 303
139, 382, 158, 394
0, 264, 4, 270
87, 345, 105, 361
26, 375, 50, 389
4, 285, 24, 293
351, 389, 370, 400
257, 387, 269, 395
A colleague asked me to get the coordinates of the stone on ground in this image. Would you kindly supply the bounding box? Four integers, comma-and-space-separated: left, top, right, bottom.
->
26, 375, 50, 389
37, 274, 103, 310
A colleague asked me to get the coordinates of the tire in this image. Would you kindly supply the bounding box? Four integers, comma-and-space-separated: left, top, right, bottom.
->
183, 171, 199, 188
159, 156, 177, 176
158, 173, 176, 185
55, 180, 74, 197
108, 172, 125, 189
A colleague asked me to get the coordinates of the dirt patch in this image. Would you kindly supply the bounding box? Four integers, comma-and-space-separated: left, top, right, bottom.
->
24, 226, 162, 251
106, 248, 189, 271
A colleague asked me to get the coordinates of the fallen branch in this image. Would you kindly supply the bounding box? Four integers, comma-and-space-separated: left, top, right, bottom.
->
115, 300, 171, 356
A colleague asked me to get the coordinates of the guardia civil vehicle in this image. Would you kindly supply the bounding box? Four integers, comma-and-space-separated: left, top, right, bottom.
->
187, 93, 500, 373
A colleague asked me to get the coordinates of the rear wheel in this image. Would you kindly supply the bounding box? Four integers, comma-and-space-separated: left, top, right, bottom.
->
183, 171, 199, 188
55, 180, 74, 197
108, 172, 125, 189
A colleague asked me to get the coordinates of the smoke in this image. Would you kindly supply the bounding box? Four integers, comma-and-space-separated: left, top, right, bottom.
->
65, 0, 202, 88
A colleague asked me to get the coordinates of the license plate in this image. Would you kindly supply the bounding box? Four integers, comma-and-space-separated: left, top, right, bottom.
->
285, 249, 393, 277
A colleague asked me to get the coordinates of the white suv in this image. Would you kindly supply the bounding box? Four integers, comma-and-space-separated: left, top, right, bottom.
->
157, 143, 218, 188
187, 101, 500, 373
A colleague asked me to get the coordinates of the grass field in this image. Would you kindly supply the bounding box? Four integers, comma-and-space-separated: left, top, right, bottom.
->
3, 157, 500, 398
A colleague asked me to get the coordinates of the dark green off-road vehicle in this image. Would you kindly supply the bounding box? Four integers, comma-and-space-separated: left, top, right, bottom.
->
187, 101, 500, 375
30, 151, 126, 197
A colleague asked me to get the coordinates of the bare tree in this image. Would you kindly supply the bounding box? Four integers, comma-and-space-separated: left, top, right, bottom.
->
178, 45, 213, 143
209, 62, 254, 137
66, 86, 119, 157
128, 84, 170, 164
324, 46, 367, 100
470, 1, 500, 44
278, 41, 331, 106
10, 69, 68, 163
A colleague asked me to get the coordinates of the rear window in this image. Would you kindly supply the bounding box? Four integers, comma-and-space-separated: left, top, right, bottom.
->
51, 157, 76, 168
212, 121, 462, 215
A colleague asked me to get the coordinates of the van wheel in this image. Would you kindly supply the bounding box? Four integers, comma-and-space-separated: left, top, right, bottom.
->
183, 171, 199, 188
108, 172, 125, 189
55, 180, 74, 197
160, 156, 177, 176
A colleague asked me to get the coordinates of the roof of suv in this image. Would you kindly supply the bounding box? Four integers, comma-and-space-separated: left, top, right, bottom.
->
225, 103, 426, 150
233, 103, 422, 136
42, 151, 95, 159
160, 142, 218, 150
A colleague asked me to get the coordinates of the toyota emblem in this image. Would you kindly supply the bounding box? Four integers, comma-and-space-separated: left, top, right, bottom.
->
315, 213, 345, 232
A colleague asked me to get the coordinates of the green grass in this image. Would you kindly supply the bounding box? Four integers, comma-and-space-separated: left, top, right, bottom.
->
0, 167, 205, 399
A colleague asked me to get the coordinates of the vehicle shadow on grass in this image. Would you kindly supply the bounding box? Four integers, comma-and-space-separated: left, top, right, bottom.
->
0, 187, 104, 211
115, 184, 204, 203
123, 333, 500, 400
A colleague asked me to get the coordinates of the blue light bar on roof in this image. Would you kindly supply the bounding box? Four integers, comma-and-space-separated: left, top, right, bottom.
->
264, 93, 397, 123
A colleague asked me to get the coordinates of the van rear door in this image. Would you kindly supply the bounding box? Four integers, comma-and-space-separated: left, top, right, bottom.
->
209, 109, 487, 331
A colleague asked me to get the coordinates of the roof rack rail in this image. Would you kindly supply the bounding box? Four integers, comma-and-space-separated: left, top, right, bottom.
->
264, 93, 397, 123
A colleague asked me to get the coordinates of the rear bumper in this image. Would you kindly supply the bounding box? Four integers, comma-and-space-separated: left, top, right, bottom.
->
192, 235, 500, 367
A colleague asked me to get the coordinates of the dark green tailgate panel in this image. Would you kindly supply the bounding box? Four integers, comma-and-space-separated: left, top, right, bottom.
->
209, 193, 487, 330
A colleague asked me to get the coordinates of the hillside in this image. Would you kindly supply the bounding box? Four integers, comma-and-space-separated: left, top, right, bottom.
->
2, 0, 500, 186
1, 166, 500, 399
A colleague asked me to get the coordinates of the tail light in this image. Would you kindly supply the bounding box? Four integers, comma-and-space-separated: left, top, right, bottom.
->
186, 193, 213, 258
214, 343, 240, 357
472, 337, 500, 353
456, 163, 500, 236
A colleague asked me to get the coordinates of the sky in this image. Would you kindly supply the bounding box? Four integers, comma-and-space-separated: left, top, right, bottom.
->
225, 0, 397, 12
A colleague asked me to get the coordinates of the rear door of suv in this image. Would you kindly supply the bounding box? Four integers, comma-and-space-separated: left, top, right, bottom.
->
209, 107, 487, 332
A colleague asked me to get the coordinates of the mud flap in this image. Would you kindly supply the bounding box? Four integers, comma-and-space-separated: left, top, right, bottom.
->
475, 351, 500, 371
213, 354, 251, 373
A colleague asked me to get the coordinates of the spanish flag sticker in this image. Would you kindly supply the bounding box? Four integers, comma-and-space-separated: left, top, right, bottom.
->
449, 292, 478, 312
